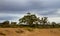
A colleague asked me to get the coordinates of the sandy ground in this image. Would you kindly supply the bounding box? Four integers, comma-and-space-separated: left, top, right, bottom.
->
0, 28, 60, 36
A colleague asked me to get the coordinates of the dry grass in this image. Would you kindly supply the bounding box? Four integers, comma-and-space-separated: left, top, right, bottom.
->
0, 28, 60, 36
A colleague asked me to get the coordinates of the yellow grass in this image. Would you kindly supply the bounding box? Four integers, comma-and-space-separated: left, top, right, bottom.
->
0, 28, 60, 36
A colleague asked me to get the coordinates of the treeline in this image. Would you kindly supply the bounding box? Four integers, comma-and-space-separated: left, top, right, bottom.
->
0, 13, 60, 28
0, 20, 60, 28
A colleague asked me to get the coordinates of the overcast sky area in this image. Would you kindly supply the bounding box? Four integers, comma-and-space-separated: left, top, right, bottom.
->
0, 0, 60, 23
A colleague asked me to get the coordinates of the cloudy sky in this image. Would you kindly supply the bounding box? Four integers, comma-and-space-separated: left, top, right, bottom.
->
0, 0, 60, 23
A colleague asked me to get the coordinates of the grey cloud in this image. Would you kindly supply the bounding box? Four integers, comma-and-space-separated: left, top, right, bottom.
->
39, 10, 57, 15
0, 0, 60, 11
0, 0, 60, 23
0, 16, 19, 20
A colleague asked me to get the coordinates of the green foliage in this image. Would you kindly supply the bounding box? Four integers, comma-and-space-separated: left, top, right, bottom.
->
0, 20, 10, 28
52, 22, 56, 27
41, 17, 48, 25
2, 20, 9, 25
19, 13, 40, 25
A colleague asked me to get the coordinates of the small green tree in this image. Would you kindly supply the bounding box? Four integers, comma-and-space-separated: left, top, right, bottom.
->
2, 20, 10, 27
40, 17, 48, 28
2, 21, 9, 25
41, 17, 48, 25
51, 22, 56, 28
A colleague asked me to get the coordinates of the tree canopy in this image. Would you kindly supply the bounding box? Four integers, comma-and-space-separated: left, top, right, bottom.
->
19, 13, 39, 25
19, 13, 48, 25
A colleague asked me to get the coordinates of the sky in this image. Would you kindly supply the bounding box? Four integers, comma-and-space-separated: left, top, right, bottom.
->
0, 0, 60, 23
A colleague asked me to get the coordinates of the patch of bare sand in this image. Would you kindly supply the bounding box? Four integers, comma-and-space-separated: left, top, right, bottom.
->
0, 28, 60, 36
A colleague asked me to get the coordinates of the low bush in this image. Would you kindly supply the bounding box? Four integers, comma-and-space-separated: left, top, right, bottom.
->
26, 28, 34, 32
15, 29, 24, 33
0, 32, 6, 36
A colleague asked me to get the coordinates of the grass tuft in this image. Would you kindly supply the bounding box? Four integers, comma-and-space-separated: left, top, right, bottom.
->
0, 32, 6, 36
16, 29, 24, 33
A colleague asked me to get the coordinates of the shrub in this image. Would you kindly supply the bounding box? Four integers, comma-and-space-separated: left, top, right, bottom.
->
0, 32, 6, 36
15, 29, 24, 33
26, 28, 33, 32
